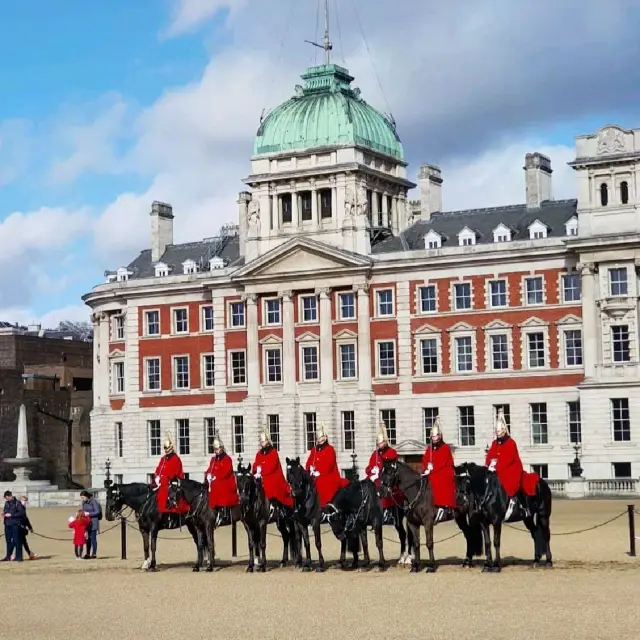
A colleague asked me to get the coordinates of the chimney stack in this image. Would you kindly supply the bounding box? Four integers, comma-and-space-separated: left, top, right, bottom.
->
524, 152, 553, 209
419, 164, 442, 221
150, 201, 174, 262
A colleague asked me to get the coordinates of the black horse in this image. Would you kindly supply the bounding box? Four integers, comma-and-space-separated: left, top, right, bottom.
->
323, 479, 386, 571
376, 489, 416, 567
379, 459, 483, 573
455, 462, 553, 572
166, 477, 241, 572
104, 479, 198, 571
235, 463, 297, 573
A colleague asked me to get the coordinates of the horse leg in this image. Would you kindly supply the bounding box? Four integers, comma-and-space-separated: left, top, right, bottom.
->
300, 525, 311, 571
408, 522, 421, 573
258, 523, 267, 572
278, 519, 289, 568
374, 524, 386, 572
244, 524, 255, 573
405, 518, 415, 566
492, 521, 503, 572
481, 522, 494, 573
148, 527, 158, 572
140, 529, 151, 570
207, 519, 218, 572
193, 528, 203, 572
313, 522, 325, 573
359, 530, 370, 571
339, 538, 347, 570
424, 521, 436, 573
395, 510, 408, 566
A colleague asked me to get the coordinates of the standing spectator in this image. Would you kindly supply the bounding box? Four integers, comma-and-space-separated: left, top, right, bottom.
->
18, 496, 38, 560
79, 491, 101, 559
68, 510, 91, 560
2, 490, 26, 562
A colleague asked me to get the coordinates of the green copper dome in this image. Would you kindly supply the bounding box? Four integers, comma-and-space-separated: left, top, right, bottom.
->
254, 64, 403, 160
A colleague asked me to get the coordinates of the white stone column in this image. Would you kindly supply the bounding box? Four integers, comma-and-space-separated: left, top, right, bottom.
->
355, 284, 372, 390
243, 293, 260, 395
372, 191, 379, 226
99, 314, 110, 403
579, 262, 598, 379
382, 192, 389, 228
290, 184, 299, 230
317, 287, 333, 392
311, 179, 318, 224
391, 196, 399, 233
281, 290, 296, 394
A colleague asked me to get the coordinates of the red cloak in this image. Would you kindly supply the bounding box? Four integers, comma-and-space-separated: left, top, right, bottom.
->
153, 453, 190, 514
252, 447, 293, 507
305, 443, 350, 508
485, 437, 538, 497
206, 453, 240, 508
365, 446, 404, 509
422, 443, 457, 508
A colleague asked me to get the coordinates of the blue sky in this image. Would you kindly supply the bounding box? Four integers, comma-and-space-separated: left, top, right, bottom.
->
1, 0, 638, 326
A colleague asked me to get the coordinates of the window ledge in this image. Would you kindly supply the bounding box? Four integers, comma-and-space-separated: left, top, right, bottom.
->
523, 445, 554, 451
373, 377, 398, 384
604, 442, 636, 448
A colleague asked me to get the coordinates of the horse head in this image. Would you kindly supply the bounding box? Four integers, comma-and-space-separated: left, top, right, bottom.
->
285, 456, 307, 500
378, 459, 399, 497
166, 477, 182, 511
105, 483, 124, 521
105, 482, 150, 520
236, 464, 258, 507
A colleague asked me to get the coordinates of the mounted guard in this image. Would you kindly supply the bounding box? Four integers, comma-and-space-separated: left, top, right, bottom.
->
205, 436, 239, 526
305, 423, 349, 508
152, 432, 189, 522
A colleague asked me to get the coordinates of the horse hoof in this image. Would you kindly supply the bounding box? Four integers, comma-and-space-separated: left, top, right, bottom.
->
246, 566, 254, 573
192, 566, 200, 572
279, 562, 287, 569
482, 565, 492, 573
544, 561, 553, 569
409, 566, 419, 573
315, 566, 324, 573
259, 565, 267, 573
374, 565, 384, 573
147, 566, 157, 573
424, 566, 436, 574
358, 567, 368, 573
493, 565, 502, 573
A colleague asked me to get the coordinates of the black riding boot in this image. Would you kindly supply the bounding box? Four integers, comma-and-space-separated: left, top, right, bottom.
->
382, 509, 395, 526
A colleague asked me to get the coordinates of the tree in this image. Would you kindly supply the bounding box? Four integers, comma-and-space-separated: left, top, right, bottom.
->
56, 320, 93, 341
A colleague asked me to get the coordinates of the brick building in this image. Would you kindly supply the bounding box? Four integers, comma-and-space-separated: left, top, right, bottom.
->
0, 327, 93, 487
83, 61, 640, 486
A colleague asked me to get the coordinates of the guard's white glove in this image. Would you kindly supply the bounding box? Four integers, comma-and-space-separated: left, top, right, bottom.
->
68, 516, 75, 524
488, 459, 497, 473
422, 469, 431, 477
312, 470, 320, 477
309, 466, 316, 475
206, 473, 213, 483
369, 467, 380, 481
211, 476, 216, 482
255, 466, 262, 478
154, 476, 160, 486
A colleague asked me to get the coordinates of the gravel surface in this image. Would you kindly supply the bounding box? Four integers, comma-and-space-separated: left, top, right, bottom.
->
1, 500, 638, 640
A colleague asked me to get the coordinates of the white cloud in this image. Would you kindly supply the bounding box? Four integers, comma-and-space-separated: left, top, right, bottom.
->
162, 0, 246, 38
0, 303, 90, 329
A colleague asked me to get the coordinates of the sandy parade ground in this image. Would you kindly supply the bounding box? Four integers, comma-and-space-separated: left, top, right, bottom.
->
1, 500, 638, 640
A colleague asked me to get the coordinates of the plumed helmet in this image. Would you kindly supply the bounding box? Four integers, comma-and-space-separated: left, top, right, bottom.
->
495, 408, 509, 437
316, 423, 328, 442
259, 429, 271, 446
163, 432, 175, 452
213, 437, 223, 450
376, 422, 388, 445
430, 415, 443, 439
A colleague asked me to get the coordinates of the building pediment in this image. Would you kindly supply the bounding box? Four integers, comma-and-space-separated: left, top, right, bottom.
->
413, 323, 440, 335
557, 314, 582, 326
109, 349, 125, 359
447, 321, 474, 333
296, 331, 320, 342
232, 237, 372, 283
259, 333, 283, 345
519, 316, 548, 328
483, 319, 511, 330
334, 329, 358, 340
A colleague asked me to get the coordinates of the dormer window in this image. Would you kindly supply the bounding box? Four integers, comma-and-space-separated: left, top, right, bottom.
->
492, 224, 511, 243
528, 220, 548, 240
424, 230, 442, 249
565, 216, 578, 237
154, 262, 169, 277
209, 257, 224, 270
116, 267, 131, 282
183, 259, 197, 275
457, 227, 476, 246
599, 183, 609, 207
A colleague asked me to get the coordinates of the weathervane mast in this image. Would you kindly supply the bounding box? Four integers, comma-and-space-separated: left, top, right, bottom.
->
304, 0, 333, 65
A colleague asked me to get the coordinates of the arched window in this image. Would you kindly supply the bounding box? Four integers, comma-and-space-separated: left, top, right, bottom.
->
600, 183, 608, 206
620, 181, 629, 205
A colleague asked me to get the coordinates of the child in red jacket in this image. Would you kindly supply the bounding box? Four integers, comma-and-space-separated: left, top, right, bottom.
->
68, 510, 91, 560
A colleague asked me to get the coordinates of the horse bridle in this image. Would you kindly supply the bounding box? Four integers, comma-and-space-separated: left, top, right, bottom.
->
380, 462, 425, 513
168, 478, 205, 520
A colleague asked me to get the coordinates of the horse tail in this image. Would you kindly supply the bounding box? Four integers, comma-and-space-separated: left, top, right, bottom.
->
347, 533, 360, 555
464, 518, 484, 558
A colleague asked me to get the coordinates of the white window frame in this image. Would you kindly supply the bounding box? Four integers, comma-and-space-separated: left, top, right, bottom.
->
561, 327, 583, 369
520, 322, 549, 370
380, 408, 397, 445
457, 226, 476, 246
529, 402, 548, 445
299, 343, 320, 382
375, 339, 397, 379
182, 259, 197, 275
424, 230, 442, 249
528, 219, 548, 239
560, 272, 581, 303
487, 331, 511, 372
608, 266, 628, 297
144, 309, 160, 337
449, 324, 476, 374
565, 216, 578, 236
264, 298, 282, 326
299, 295, 318, 323
336, 340, 358, 381
148, 419, 162, 457
522, 275, 545, 306
228, 350, 247, 386
452, 281, 473, 311
338, 292, 356, 320
144, 356, 161, 392
204, 417, 217, 455
112, 315, 125, 341
115, 421, 123, 457
611, 398, 631, 442
413, 325, 441, 377
263, 346, 283, 384
492, 223, 511, 243
457, 406, 476, 447
154, 262, 169, 277
232, 415, 245, 454
228, 300, 246, 329
417, 284, 437, 314
487, 279, 508, 308
111, 360, 125, 395
176, 418, 190, 455
341, 411, 356, 451
172, 355, 190, 390
201, 353, 215, 389
172, 307, 189, 335
375, 288, 395, 318
200, 305, 214, 332
611, 323, 632, 363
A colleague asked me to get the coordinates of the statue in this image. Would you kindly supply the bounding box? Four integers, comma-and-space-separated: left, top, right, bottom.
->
356, 184, 368, 217
597, 127, 626, 155
344, 189, 355, 217
247, 199, 260, 231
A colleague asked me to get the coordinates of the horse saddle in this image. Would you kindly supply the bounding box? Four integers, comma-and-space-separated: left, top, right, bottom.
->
215, 508, 231, 528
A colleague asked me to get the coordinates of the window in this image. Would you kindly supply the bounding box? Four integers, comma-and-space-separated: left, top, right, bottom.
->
419, 285, 436, 313
600, 183, 608, 206
229, 301, 245, 328
567, 401, 581, 444
565, 218, 578, 236
424, 231, 441, 249
493, 225, 511, 243
304, 413, 317, 451
490, 334, 509, 370
620, 181, 629, 205
177, 419, 190, 455
527, 332, 546, 368
183, 260, 197, 275
145, 358, 161, 391
525, 277, 544, 305
202, 354, 215, 388
420, 338, 439, 374
230, 351, 247, 385
564, 330, 582, 366
148, 420, 161, 456
376, 289, 394, 317
380, 409, 397, 445
339, 343, 357, 379
612, 325, 630, 362
204, 417, 217, 455
173, 356, 189, 389
301, 295, 317, 323
489, 280, 507, 307
115, 422, 123, 458
114, 474, 123, 484
265, 299, 281, 325
319, 189, 332, 219
458, 406, 476, 447
609, 267, 628, 297
267, 414, 280, 450
532, 230, 545, 239
611, 398, 630, 442
301, 345, 319, 381
233, 416, 244, 454
531, 464, 548, 479
455, 336, 473, 372
342, 411, 355, 451
300, 191, 313, 221
423, 407, 439, 442
113, 361, 125, 394
280, 193, 292, 224
493, 404, 511, 428
173, 308, 188, 334
377, 341, 396, 377
338, 293, 355, 320
145, 310, 160, 336
265, 348, 282, 383
454, 283, 472, 310
613, 462, 632, 478
114, 316, 125, 340
561, 273, 581, 302
201, 306, 214, 332
530, 403, 548, 445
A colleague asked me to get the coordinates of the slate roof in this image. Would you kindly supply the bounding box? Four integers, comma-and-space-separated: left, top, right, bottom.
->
372, 198, 578, 254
